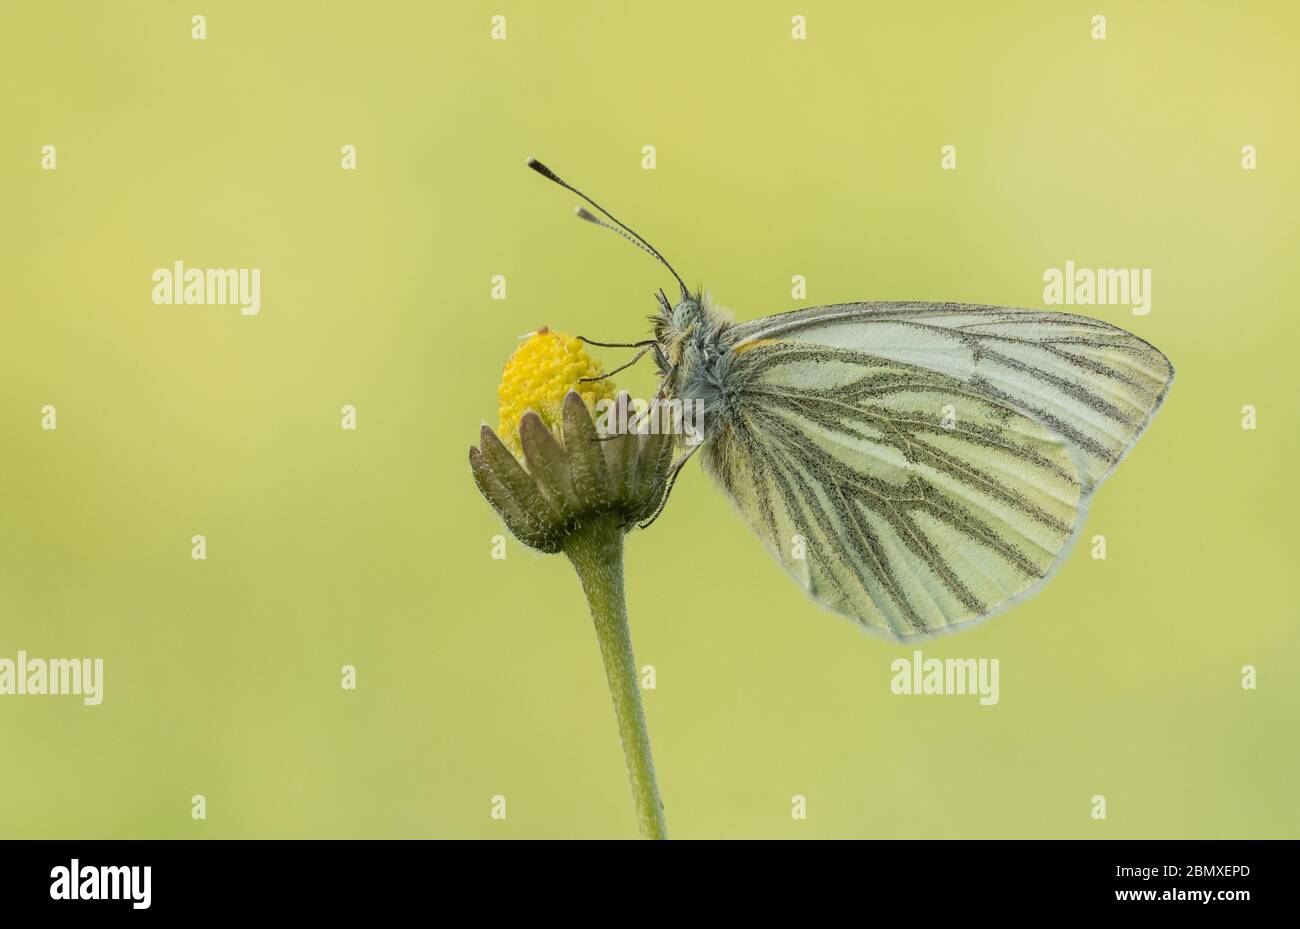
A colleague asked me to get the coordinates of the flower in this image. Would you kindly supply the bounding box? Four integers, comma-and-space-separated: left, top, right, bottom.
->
468, 328, 674, 838
472, 329, 673, 554
497, 327, 617, 457
471, 391, 674, 553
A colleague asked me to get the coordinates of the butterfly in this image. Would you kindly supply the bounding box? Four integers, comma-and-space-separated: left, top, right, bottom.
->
528, 159, 1174, 641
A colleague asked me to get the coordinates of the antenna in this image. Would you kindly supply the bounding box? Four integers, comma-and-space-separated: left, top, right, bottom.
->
526, 158, 690, 298
574, 207, 660, 260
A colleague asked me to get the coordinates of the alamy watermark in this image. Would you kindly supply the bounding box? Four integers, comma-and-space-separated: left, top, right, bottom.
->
595, 395, 704, 446
0, 650, 104, 705
50, 859, 150, 909
152, 260, 260, 316
890, 649, 999, 706
1043, 260, 1151, 316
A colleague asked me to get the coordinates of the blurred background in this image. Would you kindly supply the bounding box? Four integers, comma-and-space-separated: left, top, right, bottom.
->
0, 0, 1296, 838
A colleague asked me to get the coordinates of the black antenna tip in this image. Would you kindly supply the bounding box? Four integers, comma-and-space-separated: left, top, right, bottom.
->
575, 206, 600, 224
526, 157, 560, 182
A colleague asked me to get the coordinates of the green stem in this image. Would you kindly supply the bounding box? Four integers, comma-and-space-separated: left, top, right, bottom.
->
564, 516, 668, 840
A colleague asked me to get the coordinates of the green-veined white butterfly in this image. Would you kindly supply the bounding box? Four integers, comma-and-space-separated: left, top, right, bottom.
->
528, 159, 1174, 641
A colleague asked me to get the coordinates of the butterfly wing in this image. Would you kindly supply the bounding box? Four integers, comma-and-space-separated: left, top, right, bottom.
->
706, 303, 1172, 639
728, 302, 1174, 493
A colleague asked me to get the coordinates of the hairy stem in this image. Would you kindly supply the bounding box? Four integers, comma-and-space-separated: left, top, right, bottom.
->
564, 517, 667, 840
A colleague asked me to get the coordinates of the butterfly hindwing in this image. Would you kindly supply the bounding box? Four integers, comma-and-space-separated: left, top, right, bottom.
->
704, 340, 1088, 639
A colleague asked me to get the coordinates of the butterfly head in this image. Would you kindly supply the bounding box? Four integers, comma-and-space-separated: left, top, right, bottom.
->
655, 288, 705, 330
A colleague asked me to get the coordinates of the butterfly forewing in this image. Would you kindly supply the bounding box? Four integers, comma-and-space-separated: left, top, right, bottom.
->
728, 302, 1174, 493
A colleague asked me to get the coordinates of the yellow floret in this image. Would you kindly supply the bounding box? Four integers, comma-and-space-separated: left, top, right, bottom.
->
497, 327, 616, 454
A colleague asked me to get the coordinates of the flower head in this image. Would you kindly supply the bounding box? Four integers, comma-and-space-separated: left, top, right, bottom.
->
471, 331, 674, 553
497, 328, 616, 457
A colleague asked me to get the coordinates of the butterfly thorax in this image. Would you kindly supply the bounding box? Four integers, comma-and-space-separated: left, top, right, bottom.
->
653, 292, 737, 430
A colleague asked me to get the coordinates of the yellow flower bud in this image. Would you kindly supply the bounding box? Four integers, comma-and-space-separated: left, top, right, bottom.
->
497, 327, 616, 454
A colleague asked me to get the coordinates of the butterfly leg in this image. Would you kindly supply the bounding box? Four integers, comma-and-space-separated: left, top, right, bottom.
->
577, 336, 657, 349
580, 346, 652, 382
637, 442, 701, 529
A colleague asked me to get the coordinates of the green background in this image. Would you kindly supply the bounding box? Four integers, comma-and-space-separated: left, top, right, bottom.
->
2, 1, 1296, 838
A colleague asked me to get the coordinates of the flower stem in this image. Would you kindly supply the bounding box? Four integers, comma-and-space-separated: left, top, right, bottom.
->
564, 516, 668, 840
